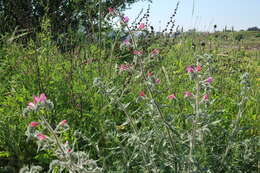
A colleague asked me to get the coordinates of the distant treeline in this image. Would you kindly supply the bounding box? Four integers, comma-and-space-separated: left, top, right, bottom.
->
247, 27, 260, 31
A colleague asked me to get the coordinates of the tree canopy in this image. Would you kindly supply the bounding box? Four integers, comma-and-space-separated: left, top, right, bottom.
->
247, 26, 260, 31
0, 0, 150, 36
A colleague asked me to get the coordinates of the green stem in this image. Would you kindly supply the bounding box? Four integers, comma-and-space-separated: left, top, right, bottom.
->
40, 115, 66, 156
189, 62, 200, 171
140, 61, 176, 153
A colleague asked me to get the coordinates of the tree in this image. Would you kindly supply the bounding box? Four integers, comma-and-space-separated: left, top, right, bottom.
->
247, 26, 260, 31
0, 0, 151, 36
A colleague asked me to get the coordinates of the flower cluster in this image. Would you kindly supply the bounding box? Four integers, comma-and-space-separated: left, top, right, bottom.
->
186, 64, 214, 102
22, 93, 101, 172
119, 64, 132, 72
23, 93, 54, 115
27, 119, 68, 142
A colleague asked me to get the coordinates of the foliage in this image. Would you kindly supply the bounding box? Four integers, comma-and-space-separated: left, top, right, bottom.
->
0, 4, 259, 173
235, 34, 244, 42
0, 0, 151, 39
247, 26, 260, 31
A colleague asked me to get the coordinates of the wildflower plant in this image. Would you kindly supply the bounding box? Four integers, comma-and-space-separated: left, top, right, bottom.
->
21, 94, 102, 173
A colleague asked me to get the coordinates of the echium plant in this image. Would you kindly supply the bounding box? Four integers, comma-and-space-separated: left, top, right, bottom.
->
221, 72, 251, 165
183, 55, 223, 172
93, 78, 159, 172
21, 93, 102, 173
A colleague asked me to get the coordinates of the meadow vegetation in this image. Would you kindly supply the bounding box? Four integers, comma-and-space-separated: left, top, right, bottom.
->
0, 3, 259, 173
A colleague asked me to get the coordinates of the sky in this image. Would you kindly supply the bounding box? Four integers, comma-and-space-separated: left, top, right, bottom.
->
124, 0, 260, 32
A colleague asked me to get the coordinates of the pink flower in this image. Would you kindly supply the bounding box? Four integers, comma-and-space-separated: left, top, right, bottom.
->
59, 120, 67, 126
168, 94, 176, 100
28, 102, 36, 109
37, 133, 46, 141
29, 121, 40, 127
119, 64, 130, 71
196, 65, 202, 72
151, 49, 160, 56
139, 91, 145, 97
67, 149, 72, 153
205, 77, 213, 83
34, 96, 40, 104
138, 23, 145, 29
203, 94, 209, 101
147, 72, 153, 77
39, 93, 47, 103
186, 66, 194, 73
108, 7, 114, 13
123, 16, 129, 23
123, 39, 130, 46
33, 93, 47, 104
133, 50, 143, 55
184, 91, 192, 97
155, 78, 160, 84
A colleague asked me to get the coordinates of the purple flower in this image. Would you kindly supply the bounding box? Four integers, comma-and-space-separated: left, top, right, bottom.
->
123, 39, 130, 46
133, 50, 143, 55
28, 102, 36, 109
155, 78, 160, 84
28, 93, 47, 109
123, 16, 129, 23
138, 23, 145, 29
151, 49, 160, 56
34, 93, 47, 104
184, 91, 192, 98
186, 66, 194, 73
37, 133, 47, 140
205, 77, 213, 84
203, 94, 209, 101
119, 64, 130, 71
30, 121, 40, 127
168, 94, 176, 100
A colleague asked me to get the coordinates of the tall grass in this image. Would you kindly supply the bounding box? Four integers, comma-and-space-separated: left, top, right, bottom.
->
0, 4, 259, 173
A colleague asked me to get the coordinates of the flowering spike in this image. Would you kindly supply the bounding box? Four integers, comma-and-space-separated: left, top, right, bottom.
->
37, 133, 47, 140
139, 91, 145, 97
39, 93, 47, 103
119, 64, 130, 71
123, 39, 130, 46
123, 16, 129, 23
203, 94, 209, 101
34, 96, 40, 104
108, 7, 114, 13
184, 91, 192, 98
186, 66, 194, 73
155, 78, 160, 84
139, 23, 145, 29
196, 65, 202, 72
151, 49, 160, 56
59, 120, 68, 126
28, 102, 36, 109
29, 121, 40, 127
205, 77, 213, 84
168, 94, 176, 100
133, 50, 143, 55
147, 72, 153, 77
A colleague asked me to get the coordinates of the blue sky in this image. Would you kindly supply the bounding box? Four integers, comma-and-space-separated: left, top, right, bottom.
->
124, 0, 260, 32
